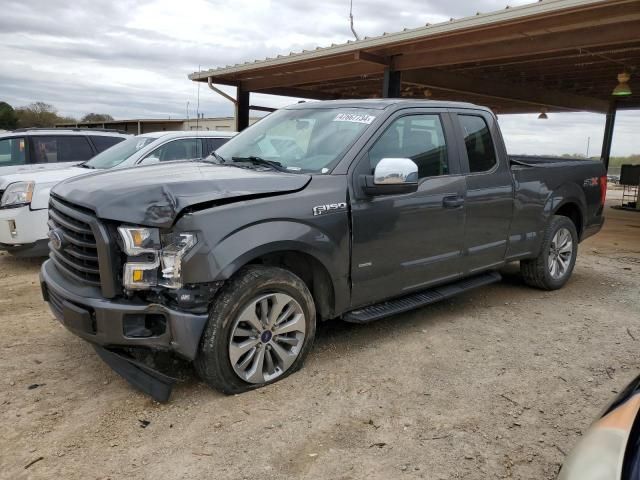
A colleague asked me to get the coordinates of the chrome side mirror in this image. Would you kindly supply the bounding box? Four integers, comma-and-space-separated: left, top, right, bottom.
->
374, 158, 419, 185
361, 158, 419, 196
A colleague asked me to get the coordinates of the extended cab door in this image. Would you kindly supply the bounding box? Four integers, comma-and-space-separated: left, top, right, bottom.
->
451, 110, 515, 274
349, 109, 466, 307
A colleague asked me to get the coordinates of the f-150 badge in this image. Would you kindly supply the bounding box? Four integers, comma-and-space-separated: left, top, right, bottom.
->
313, 202, 347, 216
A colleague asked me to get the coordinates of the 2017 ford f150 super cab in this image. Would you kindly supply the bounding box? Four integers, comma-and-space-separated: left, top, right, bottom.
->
40, 99, 606, 401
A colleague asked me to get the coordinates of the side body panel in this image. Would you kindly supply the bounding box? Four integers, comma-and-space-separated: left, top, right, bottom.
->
450, 110, 515, 274
347, 108, 467, 307
350, 175, 467, 305
507, 159, 605, 259
176, 175, 352, 316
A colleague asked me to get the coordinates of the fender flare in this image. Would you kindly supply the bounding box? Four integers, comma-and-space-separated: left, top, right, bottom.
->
182, 219, 349, 314
542, 182, 587, 229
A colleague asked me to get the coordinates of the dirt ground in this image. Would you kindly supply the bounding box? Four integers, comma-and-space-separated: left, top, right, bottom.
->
1, 190, 639, 480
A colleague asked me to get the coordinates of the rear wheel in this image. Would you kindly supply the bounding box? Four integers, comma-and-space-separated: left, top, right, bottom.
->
520, 215, 578, 290
195, 265, 316, 394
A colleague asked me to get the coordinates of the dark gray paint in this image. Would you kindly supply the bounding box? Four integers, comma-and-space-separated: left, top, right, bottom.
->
451, 110, 515, 274
40, 260, 207, 360
42, 99, 606, 357
52, 161, 311, 228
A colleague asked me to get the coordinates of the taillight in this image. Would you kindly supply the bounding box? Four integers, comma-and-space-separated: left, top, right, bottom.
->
599, 176, 607, 205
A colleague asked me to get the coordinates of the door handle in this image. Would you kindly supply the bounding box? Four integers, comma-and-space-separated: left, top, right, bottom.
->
443, 195, 465, 209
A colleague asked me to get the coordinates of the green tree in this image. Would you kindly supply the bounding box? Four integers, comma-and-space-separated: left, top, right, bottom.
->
609, 154, 640, 168
0, 101, 18, 130
81, 113, 114, 123
14, 102, 78, 128
15, 102, 62, 128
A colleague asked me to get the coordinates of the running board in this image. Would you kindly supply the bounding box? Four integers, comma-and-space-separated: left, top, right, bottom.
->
344, 271, 501, 324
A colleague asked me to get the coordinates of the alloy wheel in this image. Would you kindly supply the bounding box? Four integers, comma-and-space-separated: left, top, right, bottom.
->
548, 227, 574, 280
229, 293, 306, 384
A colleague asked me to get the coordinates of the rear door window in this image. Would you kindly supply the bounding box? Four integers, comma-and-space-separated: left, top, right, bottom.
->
0, 137, 26, 166
458, 115, 497, 173
90, 135, 126, 153
31, 136, 95, 163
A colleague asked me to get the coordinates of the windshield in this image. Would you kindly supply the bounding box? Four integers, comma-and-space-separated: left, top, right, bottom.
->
213, 107, 378, 173
85, 136, 156, 169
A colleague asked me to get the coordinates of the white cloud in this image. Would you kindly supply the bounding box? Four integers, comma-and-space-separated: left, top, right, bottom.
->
499, 111, 639, 157
0, 0, 637, 156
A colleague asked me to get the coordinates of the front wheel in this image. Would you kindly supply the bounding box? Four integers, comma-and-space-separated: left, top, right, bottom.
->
520, 215, 578, 290
195, 265, 316, 394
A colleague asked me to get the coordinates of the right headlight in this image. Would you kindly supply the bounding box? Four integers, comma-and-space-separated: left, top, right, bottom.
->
118, 226, 197, 290
158, 232, 197, 289
1, 181, 35, 208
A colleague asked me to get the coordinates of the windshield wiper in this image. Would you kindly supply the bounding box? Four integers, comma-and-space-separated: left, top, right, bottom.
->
77, 162, 95, 169
231, 156, 287, 172
209, 151, 227, 164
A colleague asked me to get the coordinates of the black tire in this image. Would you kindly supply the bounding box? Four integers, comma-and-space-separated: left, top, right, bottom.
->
520, 215, 578, 290
194, 265, 316, 394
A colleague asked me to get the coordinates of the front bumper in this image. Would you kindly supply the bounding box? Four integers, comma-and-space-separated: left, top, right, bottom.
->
40, 259, 209, 361
0, 205, 49, 248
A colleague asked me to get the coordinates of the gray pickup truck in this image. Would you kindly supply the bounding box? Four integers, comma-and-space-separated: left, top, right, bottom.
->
40, 99, 606, 401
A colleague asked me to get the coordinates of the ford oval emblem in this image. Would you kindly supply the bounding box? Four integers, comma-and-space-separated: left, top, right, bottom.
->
48, 229, 64, 251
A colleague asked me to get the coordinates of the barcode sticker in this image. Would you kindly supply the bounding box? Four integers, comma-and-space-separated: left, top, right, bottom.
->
333, 113, 376, 124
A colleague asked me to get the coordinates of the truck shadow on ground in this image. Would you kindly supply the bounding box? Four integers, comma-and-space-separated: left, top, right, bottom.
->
171, 265, 538, 398
0, 252, 46, 272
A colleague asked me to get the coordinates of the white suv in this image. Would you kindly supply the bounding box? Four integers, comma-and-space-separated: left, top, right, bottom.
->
0, 129, 129, 176
0, 130, 235, 256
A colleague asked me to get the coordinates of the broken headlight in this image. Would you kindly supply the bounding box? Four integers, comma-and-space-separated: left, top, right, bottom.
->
158, 232, 197, 289
118, 226, 197, 290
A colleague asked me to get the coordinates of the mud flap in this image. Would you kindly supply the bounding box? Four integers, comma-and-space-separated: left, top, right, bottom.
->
93, 346, 177, 403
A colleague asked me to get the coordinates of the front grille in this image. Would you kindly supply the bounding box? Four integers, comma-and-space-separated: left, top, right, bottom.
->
48, 196, 101, 287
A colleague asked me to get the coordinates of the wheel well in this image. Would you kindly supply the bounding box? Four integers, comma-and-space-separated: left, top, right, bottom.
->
246, 251, 335, 321
555, 202, 583, 238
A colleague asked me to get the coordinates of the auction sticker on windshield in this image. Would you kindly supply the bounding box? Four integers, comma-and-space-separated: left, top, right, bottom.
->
333, 113, 376, 124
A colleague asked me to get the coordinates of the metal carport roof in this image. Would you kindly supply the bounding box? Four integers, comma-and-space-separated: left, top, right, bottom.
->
190, 0, 639, 114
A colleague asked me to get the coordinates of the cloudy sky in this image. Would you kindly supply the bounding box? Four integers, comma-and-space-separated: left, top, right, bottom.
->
1, 0, 638, 156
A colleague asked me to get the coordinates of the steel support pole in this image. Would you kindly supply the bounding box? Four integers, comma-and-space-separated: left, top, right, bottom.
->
236, 88, 250, 131
600, 100, 617, 171
382, 68, 401, 98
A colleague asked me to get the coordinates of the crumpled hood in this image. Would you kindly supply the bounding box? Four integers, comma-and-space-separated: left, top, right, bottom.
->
51, 161, 311, 228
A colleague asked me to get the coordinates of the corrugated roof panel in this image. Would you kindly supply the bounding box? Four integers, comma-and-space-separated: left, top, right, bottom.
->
189, 0, 612, 80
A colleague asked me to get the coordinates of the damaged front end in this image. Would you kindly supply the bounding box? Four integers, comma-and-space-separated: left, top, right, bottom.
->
40, 195, 225, 402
